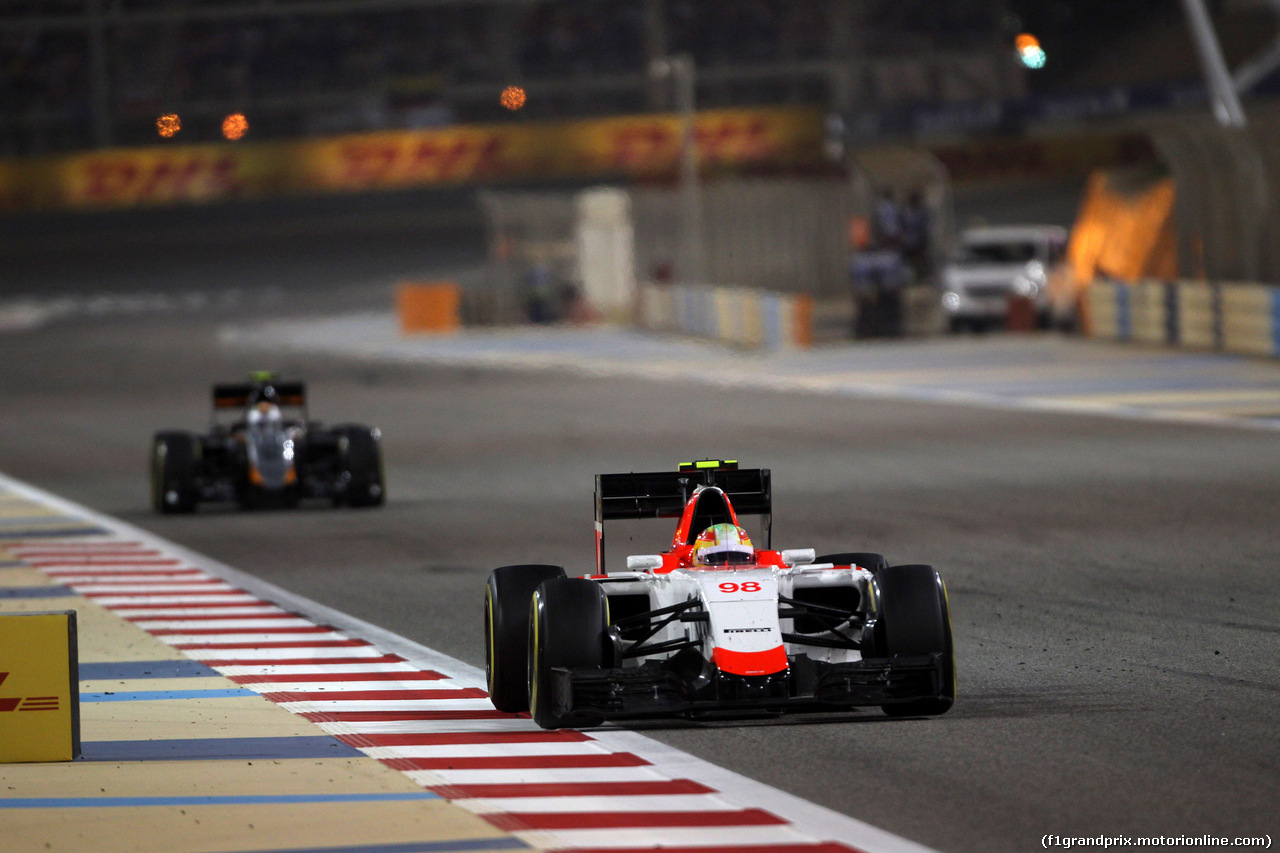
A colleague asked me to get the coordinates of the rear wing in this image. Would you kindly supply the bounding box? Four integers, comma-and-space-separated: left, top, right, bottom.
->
212, 381, 306, 411
594, 462, 771, 574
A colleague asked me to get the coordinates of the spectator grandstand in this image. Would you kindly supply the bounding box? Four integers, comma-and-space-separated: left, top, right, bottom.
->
1, 0, 1019, 156
0, 0, 1271, 157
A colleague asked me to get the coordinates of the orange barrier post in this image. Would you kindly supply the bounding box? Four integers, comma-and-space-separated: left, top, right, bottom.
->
792, 293, 813, 348
1006, 295, 1037, 332
396, 281, 461, 333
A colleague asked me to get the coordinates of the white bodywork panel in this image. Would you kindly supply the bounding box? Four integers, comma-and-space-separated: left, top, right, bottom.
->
601, 561, 874, 667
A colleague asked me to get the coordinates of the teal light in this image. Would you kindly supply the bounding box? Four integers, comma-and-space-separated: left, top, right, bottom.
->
1019, 46, 1046, 69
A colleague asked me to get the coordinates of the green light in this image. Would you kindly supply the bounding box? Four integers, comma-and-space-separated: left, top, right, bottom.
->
679, 459, 740, 472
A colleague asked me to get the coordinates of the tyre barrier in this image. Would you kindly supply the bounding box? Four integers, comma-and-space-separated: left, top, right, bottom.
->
639, 282, 944, 348
638, 282, 813, 350
1083, 279, 1280, 358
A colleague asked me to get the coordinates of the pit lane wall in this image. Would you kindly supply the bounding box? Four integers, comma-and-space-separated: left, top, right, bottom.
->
0, 107, 823, 212
1082, 279, 1280, 358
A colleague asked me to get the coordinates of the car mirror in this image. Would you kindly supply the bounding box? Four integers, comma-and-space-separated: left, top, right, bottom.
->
780, 548, 816, 567
626, 554, 664, 571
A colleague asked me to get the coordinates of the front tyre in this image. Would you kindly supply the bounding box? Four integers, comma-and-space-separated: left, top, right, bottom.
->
528, 577, 608, 730
875, 564, 955, 717
484, 565, 566, 712
151, 431, 199, 514
333, 425, 385, 507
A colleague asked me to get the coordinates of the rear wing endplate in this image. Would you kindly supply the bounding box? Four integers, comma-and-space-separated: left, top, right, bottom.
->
594, 465, 771, 573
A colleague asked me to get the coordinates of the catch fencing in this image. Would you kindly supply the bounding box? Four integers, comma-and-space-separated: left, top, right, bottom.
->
476, 177, 866, 328
1148, 105, 1280, 283
630, 178, 861, 298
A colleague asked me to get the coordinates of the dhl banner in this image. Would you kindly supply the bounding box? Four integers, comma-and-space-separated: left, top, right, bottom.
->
55, 143, 287, 208
0, 107, 824, 212
0, 610, 80, 763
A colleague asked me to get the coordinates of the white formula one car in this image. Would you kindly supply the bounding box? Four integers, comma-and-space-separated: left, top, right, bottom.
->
484, 460, 955, 729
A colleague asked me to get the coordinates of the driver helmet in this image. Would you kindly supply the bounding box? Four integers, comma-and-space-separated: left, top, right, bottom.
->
691, 523, 754, 566
247, 401, 282, 426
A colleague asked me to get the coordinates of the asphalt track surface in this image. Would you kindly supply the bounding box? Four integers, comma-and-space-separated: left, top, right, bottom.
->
2, 194, 1278, 853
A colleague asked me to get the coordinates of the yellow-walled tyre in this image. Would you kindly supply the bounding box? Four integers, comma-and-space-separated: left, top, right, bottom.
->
484, 564, 565, 712
528, 577, 608, 730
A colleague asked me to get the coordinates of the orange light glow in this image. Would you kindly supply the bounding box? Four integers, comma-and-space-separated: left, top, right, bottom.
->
500, 86, 527, 111
222, 113, 249, 140
156, 114, 181, 138
1015, 33, 1040, 52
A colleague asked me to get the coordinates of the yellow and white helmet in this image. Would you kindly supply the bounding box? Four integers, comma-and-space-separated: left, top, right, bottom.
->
691, 523, 754, 566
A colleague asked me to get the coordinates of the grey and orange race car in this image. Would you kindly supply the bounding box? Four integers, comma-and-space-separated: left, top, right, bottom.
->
484, 460, 955, 729
150, 372, 384, 512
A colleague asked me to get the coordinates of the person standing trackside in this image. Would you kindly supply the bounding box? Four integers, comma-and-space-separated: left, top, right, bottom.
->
850, 198, 906, 339
900, 189, 932, 284
874, 189, 903, 253
850, 189, 907, 338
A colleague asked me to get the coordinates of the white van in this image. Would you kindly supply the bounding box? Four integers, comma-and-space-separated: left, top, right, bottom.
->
940, 225, 1069, 331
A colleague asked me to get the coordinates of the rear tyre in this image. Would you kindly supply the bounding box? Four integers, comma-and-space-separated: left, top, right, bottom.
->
874, 564, 955, 717
815, 552, 888, 574
528, 577, 608, 730
333, 425, 385, 507
484, 565, 566, 712
151, 431, 199, 514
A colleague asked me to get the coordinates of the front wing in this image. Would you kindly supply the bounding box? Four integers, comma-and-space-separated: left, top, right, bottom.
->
545, 652, 949, 721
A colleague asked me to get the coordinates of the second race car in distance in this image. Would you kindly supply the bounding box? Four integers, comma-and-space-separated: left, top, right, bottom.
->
150, 371, 385, 512
484, 460, 955, 729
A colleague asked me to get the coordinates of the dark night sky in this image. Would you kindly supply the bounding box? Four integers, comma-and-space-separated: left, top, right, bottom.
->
1004, 0, 1187, 89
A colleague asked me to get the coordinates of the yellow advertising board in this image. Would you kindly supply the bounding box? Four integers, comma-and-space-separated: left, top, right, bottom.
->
54, 142, 290, 210
0, 610, 80, 763
295, 107, 823, 193
1, 106, 826, 211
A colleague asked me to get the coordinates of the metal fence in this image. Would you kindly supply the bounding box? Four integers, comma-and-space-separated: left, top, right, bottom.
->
477, 177, 868, 325
630, 178, 862, 298
1148, 105, 1280, 283
477, 168, 956, 334
475, 189, 579, 324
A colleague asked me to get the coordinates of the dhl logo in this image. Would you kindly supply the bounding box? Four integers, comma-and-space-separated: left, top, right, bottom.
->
334, 135, 507, 186
72, 154, 245, 205
0, 672, 59, 712
604, 117, 780, 173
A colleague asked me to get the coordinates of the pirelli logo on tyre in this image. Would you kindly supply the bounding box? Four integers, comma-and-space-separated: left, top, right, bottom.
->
0, 611, 81, 762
